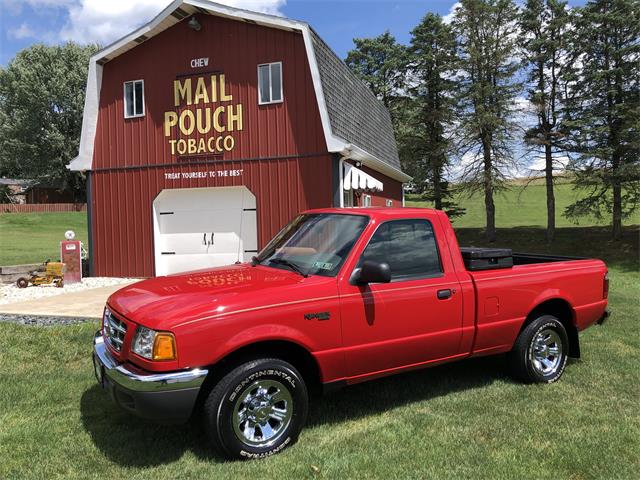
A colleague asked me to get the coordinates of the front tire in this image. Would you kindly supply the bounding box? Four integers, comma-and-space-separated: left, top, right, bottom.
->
203, 358, 308, 460
509, 315, 569, 383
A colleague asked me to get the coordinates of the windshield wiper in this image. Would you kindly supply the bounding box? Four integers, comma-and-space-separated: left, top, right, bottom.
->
268, 258, 309, 278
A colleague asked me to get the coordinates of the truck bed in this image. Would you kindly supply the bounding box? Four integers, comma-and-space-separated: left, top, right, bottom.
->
460, 246, 589, 270
463, 254, 608, 356
512, 252, 587, 265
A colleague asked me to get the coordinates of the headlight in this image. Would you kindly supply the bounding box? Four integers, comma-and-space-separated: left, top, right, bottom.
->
132, 326, 177, 361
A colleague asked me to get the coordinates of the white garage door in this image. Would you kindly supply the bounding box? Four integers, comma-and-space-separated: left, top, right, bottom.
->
153, 186, 258, 276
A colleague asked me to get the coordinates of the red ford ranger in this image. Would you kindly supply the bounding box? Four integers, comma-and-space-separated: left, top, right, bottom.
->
93, 208, 609, 459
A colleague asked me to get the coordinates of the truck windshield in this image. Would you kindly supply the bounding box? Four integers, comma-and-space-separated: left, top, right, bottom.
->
255, 213, 369, 277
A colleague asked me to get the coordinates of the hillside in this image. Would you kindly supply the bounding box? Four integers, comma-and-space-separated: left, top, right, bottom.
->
405, 181, 640, 228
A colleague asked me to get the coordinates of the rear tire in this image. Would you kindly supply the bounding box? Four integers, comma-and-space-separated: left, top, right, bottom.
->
203, 358, 308, 460
508, 315, 569, 383
16, 277, 28, 288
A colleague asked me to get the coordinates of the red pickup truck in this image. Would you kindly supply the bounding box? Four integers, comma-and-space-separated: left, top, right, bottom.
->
93, 208, 609, 459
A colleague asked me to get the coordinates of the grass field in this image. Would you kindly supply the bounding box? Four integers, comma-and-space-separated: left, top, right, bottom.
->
0, 212, 87, 265
2, 180, 638, 266
0, 227, 638, 479
0, 185, 638, 479
405, 181, 640, 228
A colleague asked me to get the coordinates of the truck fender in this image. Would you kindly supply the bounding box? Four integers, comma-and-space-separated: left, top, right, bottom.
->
200, 324, 325, 387
219, 324, 316, 355
522, 293, 580, 358
526, 289, 577, 322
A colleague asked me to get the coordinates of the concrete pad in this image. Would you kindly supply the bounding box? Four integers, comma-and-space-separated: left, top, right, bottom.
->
0, 283, 133, 319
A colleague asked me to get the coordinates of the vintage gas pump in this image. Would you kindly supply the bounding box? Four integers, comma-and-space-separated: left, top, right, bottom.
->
60, 230, 83, 284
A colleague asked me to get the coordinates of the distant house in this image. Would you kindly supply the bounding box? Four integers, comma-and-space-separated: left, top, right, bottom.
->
0, 178, 75, 204
0, 178, 32, 204
23, 181, 75, 204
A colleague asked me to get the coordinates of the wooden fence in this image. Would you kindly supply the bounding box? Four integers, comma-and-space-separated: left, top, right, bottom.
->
0, 203, 87, 214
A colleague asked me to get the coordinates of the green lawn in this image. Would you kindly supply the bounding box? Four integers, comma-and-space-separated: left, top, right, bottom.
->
0, 226, 638, 479
406, 181, 640, 228
0, 181, 637, 266
0, 212, 87, 265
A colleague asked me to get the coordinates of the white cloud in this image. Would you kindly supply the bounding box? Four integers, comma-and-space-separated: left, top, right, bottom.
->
8, 22, 36, 40
59, 0, 286, 44
4, 0, 286, 45
442, 2, 460, 24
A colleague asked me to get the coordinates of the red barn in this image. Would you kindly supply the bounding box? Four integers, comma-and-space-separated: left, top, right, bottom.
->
69, 0, 409, 278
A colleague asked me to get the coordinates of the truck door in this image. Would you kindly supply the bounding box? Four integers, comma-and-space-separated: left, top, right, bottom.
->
339, 218, 464, 378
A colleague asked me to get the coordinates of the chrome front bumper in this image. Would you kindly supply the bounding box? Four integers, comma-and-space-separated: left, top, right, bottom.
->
93, 331, 208, 423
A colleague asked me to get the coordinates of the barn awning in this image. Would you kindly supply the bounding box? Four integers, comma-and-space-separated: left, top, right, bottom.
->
343, 164, 383, 192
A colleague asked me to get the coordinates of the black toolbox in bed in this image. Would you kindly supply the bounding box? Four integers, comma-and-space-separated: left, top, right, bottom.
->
460, 247, 513, 271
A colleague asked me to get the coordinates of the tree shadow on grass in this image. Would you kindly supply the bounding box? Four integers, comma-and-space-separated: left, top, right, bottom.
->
80, 354, 519, 467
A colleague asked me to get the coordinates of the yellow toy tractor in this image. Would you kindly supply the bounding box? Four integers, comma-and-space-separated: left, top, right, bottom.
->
16, 260, 65, 288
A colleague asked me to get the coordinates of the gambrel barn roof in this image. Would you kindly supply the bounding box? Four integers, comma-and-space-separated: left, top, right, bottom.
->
69, 0, 408, 182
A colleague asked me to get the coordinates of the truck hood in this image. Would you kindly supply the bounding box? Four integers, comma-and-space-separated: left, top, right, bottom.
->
107, 264, 318, 330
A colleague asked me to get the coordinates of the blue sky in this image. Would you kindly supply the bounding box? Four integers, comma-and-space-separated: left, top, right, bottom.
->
0, 1, 478, 66
0, 0, 587, 65
0, 0, 587, 176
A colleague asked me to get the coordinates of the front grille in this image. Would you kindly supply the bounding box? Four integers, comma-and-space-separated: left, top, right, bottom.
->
104, 309, 127, 352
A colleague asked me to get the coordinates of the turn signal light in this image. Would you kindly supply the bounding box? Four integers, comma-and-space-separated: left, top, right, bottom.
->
153, 333, 177, 361
603, 272, 609, 299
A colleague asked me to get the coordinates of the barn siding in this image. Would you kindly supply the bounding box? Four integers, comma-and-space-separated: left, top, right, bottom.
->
91, 154, 333, 277
92, 15, 326, 171
90, 15, 335, 277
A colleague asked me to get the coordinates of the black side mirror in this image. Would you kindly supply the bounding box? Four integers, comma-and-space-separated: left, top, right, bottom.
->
352, 260, 391, 285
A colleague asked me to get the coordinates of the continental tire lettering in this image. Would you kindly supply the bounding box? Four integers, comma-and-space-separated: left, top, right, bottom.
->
239, 437, 292, 458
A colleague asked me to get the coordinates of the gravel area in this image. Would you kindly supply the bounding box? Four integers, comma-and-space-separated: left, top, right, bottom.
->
0, 313, 99, 326
0, 277, 138, 306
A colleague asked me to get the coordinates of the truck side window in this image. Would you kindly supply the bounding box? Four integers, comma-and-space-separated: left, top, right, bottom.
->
358, 219, 442, 281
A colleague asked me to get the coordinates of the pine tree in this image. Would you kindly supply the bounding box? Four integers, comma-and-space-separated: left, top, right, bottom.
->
453, 0, 521, 241
561, 0, 640, 239
345, 32, 412, 170
406, 13, 465, 218
345, 31, 408, 111
520, 0, 571, 242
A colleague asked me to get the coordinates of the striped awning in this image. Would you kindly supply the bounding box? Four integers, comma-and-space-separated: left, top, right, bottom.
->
343, 164, 383, 192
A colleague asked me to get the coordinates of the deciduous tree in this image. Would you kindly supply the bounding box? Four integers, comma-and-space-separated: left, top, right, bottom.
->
0, 42, 99, 199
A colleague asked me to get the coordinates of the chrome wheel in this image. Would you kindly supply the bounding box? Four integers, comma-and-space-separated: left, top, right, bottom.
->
232, 379, 293, 448
530, 328, 563, 376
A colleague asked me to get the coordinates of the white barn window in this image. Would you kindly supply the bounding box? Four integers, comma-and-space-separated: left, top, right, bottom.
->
363, 195, 372, 207
257, 62, 283, 104
343, 190, 354, 207
124, 80, 145, 118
